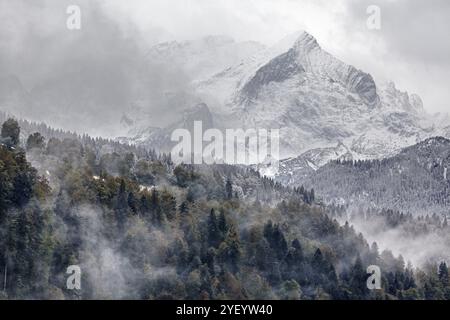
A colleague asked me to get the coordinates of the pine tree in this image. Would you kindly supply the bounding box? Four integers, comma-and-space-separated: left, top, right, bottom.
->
1, 119, 20, 148
179, 201, 189, 215
225, 178, 233, 200
263, 220, 274, 240
26, 132, 45, 150
271, 225, 288, 260
160, 190, 177, 221
127, 192, 138, 215
349, 255, 367, 298
289, 239, 303, 263
208, 209, 221, 248
11, 152, 35, 207
220, 225, 241, 274
312, 248, 324, 269
150, 188, 162, 224
370, 242, 380, 263
309, 188, 315, 203
139, 194, 150, 216
115, 179, 129, 230
438, 262, 449, 287
218, 210, 228, 234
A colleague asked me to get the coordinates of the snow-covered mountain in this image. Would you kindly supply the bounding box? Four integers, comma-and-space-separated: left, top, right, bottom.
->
195, 31, 440, 160
297, 137, 450, 216
120, 31, 449, 179
3, 30, 446, 175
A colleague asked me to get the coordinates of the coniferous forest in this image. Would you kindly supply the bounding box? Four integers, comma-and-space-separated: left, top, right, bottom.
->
1, 118, 449, 300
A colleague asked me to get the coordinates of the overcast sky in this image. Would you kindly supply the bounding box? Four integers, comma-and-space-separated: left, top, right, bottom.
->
1, 0, 449, 116
107, 0, 450, 114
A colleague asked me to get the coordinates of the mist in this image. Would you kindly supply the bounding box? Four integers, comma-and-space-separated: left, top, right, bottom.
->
0, 0, 193, 138
341, 207, 450, 268
2, 0, 450, 141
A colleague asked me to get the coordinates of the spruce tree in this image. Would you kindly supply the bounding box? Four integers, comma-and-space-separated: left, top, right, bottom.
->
1, 119, 20, 148
26, 132, 45, 150
225, 178, 233, 200
438, 262, 449, 287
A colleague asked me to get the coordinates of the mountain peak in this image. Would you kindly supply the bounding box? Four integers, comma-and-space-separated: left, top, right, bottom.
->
238, 30, 380, 107
380, 81, 425, 114
292, 31, 320, 52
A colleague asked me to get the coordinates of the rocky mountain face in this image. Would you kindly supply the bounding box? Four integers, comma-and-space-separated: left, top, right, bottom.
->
195, 31, 440, 161
239, 32, 380, 107
121, 31, 444, 165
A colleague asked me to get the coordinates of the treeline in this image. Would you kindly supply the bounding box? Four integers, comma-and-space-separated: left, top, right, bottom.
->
0, 118, 449, 299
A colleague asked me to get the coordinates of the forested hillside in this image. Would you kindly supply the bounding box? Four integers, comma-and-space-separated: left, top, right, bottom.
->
0, 118, 449, 299
302, 137, 450, 216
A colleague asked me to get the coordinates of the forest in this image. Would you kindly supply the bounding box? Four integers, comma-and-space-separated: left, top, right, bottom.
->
303, 138, 450, 216
0, 118, 449, 300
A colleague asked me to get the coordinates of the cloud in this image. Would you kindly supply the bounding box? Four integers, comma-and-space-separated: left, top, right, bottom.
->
342, 0, 450, 64
0, 0, 193, 137
334, 0, 450, 114
94, 0, 450, 114
0, 0, 449, 135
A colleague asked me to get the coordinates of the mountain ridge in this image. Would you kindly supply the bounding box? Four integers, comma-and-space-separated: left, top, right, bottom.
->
295, 136, 450, 216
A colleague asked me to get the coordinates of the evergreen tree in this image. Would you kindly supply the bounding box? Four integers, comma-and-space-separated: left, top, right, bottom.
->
225, 178, 233, 200
150, 188, 162, 224
127, 192, 138, 215
309, 188, 315, 203
287, 239, 303, 265
115, 179, 129, 230
1, 119, 20, 148
218, 210, 228, 234
220, 225, 241, 274
26, 133, 45, 150
179, 201, 189, 215
208, 209, 221, 248
160, 190, 177, 221
139, 194, 150, 216
438, 262, 449, 287
348, 256, 367, 298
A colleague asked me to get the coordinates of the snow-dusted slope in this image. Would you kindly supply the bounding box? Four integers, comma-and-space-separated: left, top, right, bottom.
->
122, 31, 448, 176
270, 142, 354, 186
195, 31, 443, 163
299, 137, 450, 216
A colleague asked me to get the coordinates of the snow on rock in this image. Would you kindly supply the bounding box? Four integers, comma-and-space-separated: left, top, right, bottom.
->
120, 31, 450, 182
